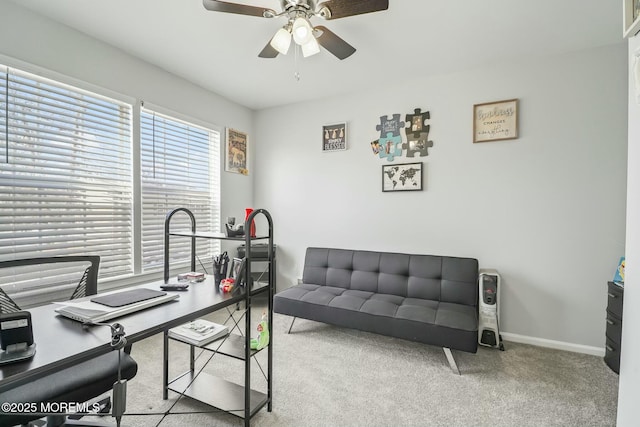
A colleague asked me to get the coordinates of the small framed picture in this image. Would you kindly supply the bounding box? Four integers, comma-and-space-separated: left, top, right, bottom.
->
322, 123, 347, 152
229, 257, 247, 286
382, 162, 423, 192
370, 139, 381, 155
225, 128, 248, 175
473, 99, 518, 143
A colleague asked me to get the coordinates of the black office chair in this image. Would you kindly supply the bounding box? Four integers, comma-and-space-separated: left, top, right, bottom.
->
0, 256, 138, 427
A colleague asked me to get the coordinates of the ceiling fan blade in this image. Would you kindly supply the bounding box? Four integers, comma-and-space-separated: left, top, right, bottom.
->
258, 41, 279, 58
202, 0, 276, 18
314, 26, 356, 60
316, 0, 388, 20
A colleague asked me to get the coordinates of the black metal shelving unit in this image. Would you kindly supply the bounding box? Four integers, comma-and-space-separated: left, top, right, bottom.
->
162, 207, 275, 426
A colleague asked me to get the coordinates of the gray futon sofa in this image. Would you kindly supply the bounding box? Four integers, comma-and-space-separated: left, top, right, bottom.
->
273, 247, 479, 373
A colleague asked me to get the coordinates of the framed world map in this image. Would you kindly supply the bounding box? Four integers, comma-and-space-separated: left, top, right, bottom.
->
382, 162, 423, 192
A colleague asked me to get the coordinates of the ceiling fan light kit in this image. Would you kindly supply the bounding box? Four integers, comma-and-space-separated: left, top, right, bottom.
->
301, 37, 321, 57
292, 16, 313, 44
270, 27, 292, 55
202, 0, 389, 60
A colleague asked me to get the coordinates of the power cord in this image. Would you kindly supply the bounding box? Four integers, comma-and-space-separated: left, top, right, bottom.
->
84, 321, 127, 350
84, 321, 128, 427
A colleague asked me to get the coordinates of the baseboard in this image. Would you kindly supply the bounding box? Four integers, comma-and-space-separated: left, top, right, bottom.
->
500, 332, 605, 357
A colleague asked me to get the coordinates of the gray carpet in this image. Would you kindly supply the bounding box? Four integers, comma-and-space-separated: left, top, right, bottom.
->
107, 304, 618, 427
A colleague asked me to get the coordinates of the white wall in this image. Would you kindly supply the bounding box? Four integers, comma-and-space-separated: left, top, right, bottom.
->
0, 2, 629, 352
617, 35, 640, 427
254, 44, 628, 350
0, 1, 255, 241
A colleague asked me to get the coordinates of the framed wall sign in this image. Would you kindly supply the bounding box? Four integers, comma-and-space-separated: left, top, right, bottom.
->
473, 99, 518, 143
322, 123, 347, 152
225, 128, 248, 175
624, 0, 640, 38
382, 162, 423, 192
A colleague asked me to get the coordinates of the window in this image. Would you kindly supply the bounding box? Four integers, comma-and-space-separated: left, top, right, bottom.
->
140, 108, 221, 271
0, 66, 133, 296
0, 64, 222, 301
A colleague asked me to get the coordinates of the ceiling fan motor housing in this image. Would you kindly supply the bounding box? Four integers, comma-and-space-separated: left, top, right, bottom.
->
281, 0, 315, 12
279, 0, 320, 20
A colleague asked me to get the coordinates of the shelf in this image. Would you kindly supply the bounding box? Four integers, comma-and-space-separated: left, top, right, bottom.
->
163, 207, 274, 426
169, 231, 269, 241
249, 280, 269, 295
168, 372, 268, 418
202, 333, 265, 360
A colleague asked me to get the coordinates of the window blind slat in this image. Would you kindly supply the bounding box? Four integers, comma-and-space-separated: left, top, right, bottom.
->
7, 124, 131, 152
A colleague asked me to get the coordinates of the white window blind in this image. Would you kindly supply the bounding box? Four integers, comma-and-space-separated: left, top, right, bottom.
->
0, 66, 133, 293
140, 108, 220, 272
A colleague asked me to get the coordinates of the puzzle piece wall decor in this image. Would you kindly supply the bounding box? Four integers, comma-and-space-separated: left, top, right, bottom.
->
402, 107, 434, 157
405, 108, 430, 138
376, 114, 405, 138
378, 132, 403, 161
402, 133, 434, 157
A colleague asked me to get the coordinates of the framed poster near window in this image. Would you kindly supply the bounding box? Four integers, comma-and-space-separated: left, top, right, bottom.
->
473, 99, 518, 143
225, 128, 248, 174
322, 123, 347, 152
382, 162, 423, 192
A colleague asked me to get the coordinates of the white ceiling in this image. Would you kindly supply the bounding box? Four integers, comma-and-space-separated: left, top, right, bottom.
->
9, 0, 623, 110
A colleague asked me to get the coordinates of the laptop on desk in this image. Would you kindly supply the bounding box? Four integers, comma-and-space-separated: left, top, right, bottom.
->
55, 287, 179, 323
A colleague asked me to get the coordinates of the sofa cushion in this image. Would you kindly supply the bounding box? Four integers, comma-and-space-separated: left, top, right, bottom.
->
274, 284, 478, 352
302, 248, 478, 305
276, 285, 476, 330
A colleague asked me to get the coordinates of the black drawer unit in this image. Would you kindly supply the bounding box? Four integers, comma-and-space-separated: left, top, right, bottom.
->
607, 281, 623, 317
605, 281, 624, 374
605, 310, 623, 344
604, 336, 621, 374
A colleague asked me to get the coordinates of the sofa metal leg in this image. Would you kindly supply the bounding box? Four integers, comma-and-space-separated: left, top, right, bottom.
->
287, 317, 297, 334
443, 347, 461, 375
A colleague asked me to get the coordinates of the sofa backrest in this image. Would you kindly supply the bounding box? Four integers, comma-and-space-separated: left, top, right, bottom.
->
302, 247, 479, 307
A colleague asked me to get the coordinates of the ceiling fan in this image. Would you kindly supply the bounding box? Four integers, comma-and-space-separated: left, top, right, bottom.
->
202, 0, 389, 60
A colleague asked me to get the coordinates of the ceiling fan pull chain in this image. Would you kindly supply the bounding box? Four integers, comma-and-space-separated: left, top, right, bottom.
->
294, 43, 301, 81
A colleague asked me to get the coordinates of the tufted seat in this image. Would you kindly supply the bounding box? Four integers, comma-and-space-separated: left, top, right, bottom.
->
274, 248, 479, 354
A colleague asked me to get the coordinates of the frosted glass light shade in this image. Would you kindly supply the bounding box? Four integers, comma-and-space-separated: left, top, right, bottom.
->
301, 36, 320, 57
270, 28, 291, 55
292, 17, 313, 45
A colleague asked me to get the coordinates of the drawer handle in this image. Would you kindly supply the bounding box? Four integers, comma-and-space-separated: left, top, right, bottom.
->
608, 293, 617, 298
607, 319, 615, 325
606, 345, 615, 352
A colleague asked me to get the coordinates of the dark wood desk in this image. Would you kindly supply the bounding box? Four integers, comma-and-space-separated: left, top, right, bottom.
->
0, 277, 242, 392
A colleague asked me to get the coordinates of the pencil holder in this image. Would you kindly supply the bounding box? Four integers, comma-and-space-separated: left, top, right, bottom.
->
213, 271, 222, 286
